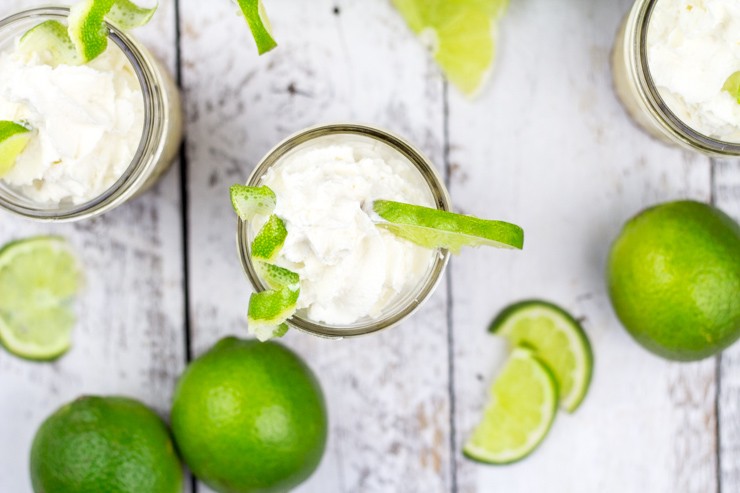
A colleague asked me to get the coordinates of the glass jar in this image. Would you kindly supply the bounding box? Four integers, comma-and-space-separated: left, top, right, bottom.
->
237, 124, 451, 339
612, 0, 740, 157
0, 7, 183, 221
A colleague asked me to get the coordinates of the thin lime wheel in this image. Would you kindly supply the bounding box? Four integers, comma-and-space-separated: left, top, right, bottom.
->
236, 0, 278, 55
463, 347, 558, 464
0, 121, 32, 177
0, 237, 83, 361
490, 300, 593, 413
373, 200, 523, 254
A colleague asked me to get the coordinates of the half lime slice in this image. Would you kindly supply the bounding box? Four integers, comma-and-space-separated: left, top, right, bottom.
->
0, 237, 83, 361
490, 300, 593, 413
0, 121, 32, 177
373, 200, 523, 254
236, 0, 278, 55
464, 347, 558, 464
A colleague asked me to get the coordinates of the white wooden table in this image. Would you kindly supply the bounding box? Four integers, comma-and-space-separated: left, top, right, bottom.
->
1, 1, 739, 492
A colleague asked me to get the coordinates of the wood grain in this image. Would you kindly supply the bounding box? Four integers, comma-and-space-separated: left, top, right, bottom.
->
0, 1, 186, 491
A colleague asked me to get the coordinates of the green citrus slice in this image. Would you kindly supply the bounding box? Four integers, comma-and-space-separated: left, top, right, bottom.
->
17, 20, 81, 66
490, 300, 593, 413
236, 0, 278, 55
68, 0, 116, 63
247, 287, 298, 342
251, 215, 288, 261
255, 261, 300, 291
230, 184, 277, 221
463, 347, 558, 464
723, 71, 740, 104
373, 200, 524, 254
106, 0, 158, 30
0, 121, 33, 178
0, 237, 83, 361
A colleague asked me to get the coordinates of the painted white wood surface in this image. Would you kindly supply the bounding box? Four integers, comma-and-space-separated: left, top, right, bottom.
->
0, 0, 737, 492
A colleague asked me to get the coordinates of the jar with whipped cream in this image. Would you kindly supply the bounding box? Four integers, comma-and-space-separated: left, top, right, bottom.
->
238, 124, 451, 338
0, 7, 182, 221
612, 0, 740, 156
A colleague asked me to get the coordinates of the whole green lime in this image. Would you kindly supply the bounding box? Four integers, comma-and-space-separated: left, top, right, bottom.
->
30, 396, 182, 493
171, 337, 327, 493
607, 200, 740, 361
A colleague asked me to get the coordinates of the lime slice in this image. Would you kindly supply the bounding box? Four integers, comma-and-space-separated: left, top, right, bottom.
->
236, 0, 278, 55
251, 215, 288, 261
0, 121, 32, 178
255, 261, 299, 290
247, 287, 298, 341
392, 0, 508, 96
463, 347, 558, 464
230, 184, 277, 221
68, 0, 116, 63
723, 71, 740, 104
373, 200, 524, 254
106, 0, 158, 30
0, 237, 83, 361
17, 20, 81, 66
490, 300, 593, 413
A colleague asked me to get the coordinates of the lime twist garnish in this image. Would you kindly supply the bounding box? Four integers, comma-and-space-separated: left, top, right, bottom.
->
463, 347, 558, 464
0, 237, 83, 361
490, 300, 593, 413
230, 184, 277, 221
0, 121, 32, 178
255, 261, 300, 291
235, 0, 278, 55
723, 71, 740, 104
373, 200, 524, 254
392, 0, 509, 97
247, 288, 299, 342
251, 214, 288, 262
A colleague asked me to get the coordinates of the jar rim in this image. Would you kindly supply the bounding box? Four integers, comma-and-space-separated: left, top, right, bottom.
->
237, 123, 452, 339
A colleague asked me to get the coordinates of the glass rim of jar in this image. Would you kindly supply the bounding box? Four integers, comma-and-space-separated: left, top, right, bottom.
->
626, 0, 740, 156
237, 123, 452, 339
0, 6, 169, 222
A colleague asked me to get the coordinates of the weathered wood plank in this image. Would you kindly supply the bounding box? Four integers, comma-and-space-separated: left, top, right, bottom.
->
0, 1, 186, 491
716, 158, 740, 493
178, 0, 452, 491
447, 0, 716, 492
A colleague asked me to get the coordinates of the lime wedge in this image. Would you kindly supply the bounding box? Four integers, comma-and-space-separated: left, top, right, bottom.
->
723, 71, 740, 104
230, 184, 277, 221
248, 287, 298, 341
255, 261, 299, 291
0, 237, 83, 361
251, 215, 288, 261
0, 121, 32, 178
68, 0, 116, 63
18, 20, 81, 66
236, 0, 278, 55
107, 0, 157, 30
490, 300, 593, 413
392, 0, 508, 96
373, 200, 523, 254
463, 347, 558, 464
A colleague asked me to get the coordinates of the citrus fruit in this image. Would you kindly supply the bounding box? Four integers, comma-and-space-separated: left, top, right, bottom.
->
392, 0, 508, 96
463, 347, 558, 464
373, 200, 524, 253
251, 214, 288, 261
171, 337, 327, 493
248, 286, 299, 341
255, 261, 300, 290
0, 121, 32, 177
490, 300, 593, 412
236, 0, 278, 55
107, 0, 158, 30
607, 200, 740, 361
68, 0, 116, 63
230, 184, 277, 221
724, 71, 740, 104
30, 396, 182, 493
0, 237, 83, 361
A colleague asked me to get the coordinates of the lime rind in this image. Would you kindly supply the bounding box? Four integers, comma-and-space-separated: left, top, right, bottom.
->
248, 287, 298, 341
723, 71, 740, 104
107, 0, 158, 30
230, 184, 277, 221
236, 0, 278, 55
251, 215, 288, 261
463, 347, 558, 464
18, 20, 81, 66
255, 261, 300, 291
68, 0, 116, 63
0, 121, 32, 177
490, 300, 593, 413
373, 200, 524, 254
251, 322, 290, 342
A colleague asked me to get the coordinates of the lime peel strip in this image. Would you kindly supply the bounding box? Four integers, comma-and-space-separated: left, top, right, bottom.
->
0, 121, 33, 178
236, 0, 278, 55
230, 184, 277, 221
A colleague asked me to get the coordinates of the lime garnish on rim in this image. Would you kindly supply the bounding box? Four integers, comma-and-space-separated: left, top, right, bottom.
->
18, 21, 81, 66
107, 0, 158, 30
236, 0, 278, 55
463, 347, 558, 464
0, 237, 83, 361
68, 0, 117, 63
0, 121, 32, 178
373, 200, 523, 254
255, 261, 300, 291
251, 215, 288, 261
723, 71, 740, 104
230, 184, 277, 221
490, 300, 593, 413
247, 287, 299, 342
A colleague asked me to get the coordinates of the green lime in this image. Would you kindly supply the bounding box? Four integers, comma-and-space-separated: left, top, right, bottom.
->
391, 0, 508, 96
107, 0, 157, 30
18, 20, 81, 66
608, 200, 740, 361
373, 200, 523, 254
255, 261, 300, 290
171, 337, 327, 493
230, 184, 277, 221
463, 347, 558, 464
251, 214, 288, 261
236, 0, 278, 55
490, 300, 593, 412
0, 121, 32, 177
30, 396, 182, 493
0, 237, 83, 361
723, 71, 740, 104
248, 286, 299, 341
68, 0, 116, 63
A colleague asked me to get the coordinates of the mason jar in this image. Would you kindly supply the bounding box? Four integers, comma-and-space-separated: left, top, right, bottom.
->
612, 0, 740, 157
0, 6, 182, 221
237, 124, 451, 339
